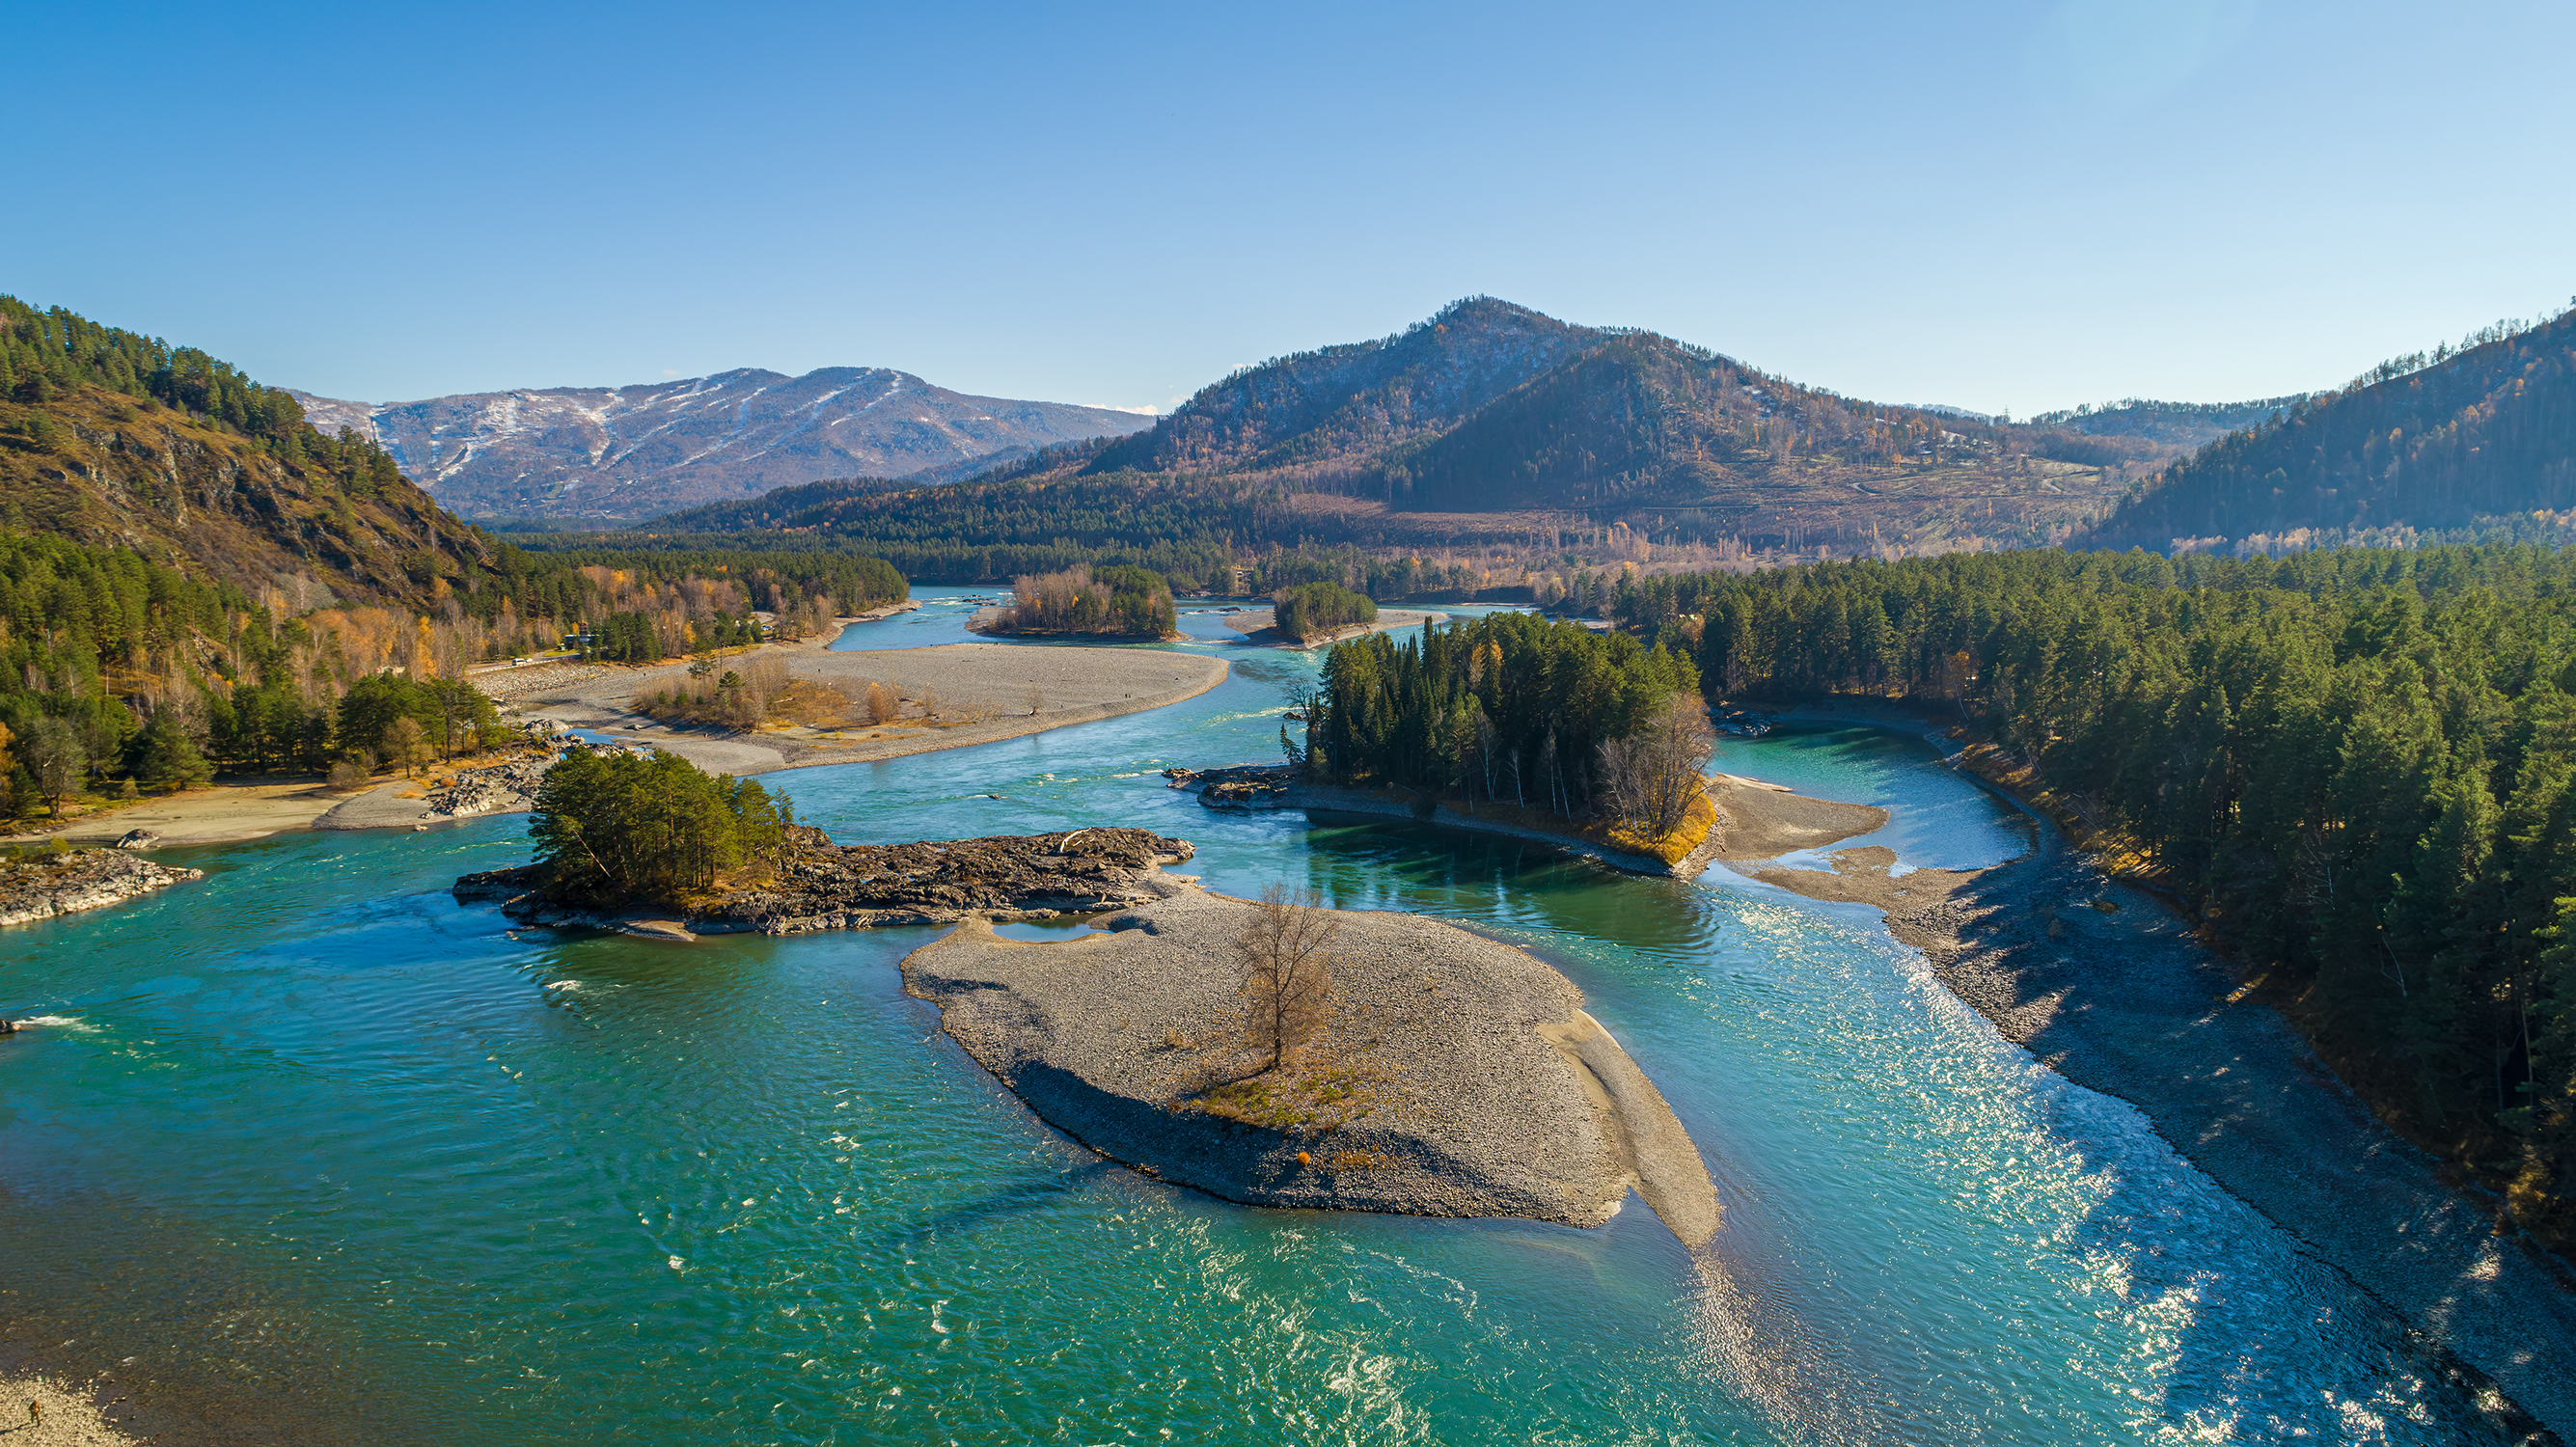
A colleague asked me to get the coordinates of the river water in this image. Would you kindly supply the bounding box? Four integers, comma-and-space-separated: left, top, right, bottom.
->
0, 589, 2524, 1444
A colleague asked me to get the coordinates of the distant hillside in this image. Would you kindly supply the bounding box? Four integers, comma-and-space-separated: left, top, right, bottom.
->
0, 295, 492, 609
2086, 308, 2576, 551
2029, 395, 2309, 450
1073, 298, 2275, 549
292, 369, 1155, 524
654, 298, 2315, 574
1088, 298, 1601, 478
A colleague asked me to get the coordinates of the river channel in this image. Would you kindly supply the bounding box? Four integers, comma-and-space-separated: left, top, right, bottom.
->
0, 588, 2527, 1443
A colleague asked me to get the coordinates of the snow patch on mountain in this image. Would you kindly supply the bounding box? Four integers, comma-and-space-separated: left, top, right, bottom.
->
287, 367, 1150, 522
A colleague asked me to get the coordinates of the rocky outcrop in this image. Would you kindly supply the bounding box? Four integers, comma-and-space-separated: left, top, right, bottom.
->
1166, 764, 1294, 809
0, 848, 205, 926
452, 828, 1196, 935
424, 756, 554, 819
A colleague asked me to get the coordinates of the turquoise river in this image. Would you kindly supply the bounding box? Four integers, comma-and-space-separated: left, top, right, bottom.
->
0, 589, 2531, 1444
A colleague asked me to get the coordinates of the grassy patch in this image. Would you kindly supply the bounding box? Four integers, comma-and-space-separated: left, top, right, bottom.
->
1191, 1065, 1377, 1134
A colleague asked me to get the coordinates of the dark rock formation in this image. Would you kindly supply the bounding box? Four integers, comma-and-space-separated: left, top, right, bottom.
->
1168, 764, 1294, 810
452, 828, 1196, 935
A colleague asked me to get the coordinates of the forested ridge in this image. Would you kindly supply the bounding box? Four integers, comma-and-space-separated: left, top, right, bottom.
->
648, 471, 1275, 588
2089, 304, 2576, 552
0, 518, 906, 805
1, 293, 495, 606
0, 294, 911, 813
1613, 544, 2576, 1242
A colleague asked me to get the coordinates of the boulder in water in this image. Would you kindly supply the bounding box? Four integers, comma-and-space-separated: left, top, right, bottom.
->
113, 829, 161, 850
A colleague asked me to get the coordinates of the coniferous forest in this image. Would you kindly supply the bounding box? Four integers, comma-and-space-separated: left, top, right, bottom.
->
1311, 613, 1699, 817
1271, 582, 1376, 642
1602, 544, 2576, 1239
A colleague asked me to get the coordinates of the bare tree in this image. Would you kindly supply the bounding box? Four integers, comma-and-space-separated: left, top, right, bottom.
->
1598, 695, 1716, 840
1234, 885, 1339, 1077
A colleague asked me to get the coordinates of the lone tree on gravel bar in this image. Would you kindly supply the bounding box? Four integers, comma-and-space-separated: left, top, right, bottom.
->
1235, 885, 1339, 1076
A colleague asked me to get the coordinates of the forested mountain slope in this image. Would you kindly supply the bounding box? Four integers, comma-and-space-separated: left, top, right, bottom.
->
1086, 297, 1601, 478
2087, 307, 2576, 551
293, 369, 1153, 524
670, 298, 2282, 563
1, 295, 493, 609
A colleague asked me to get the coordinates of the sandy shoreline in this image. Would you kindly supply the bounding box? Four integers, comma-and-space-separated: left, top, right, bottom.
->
6, 621, 1229, 849
1720, 715, 2576, 1437
512, 641, 1227, 781
0, 1368, 143, 1446
1, 778, 348, 849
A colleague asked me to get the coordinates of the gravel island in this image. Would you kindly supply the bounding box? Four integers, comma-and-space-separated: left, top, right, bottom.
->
903, 889, 1719, 1244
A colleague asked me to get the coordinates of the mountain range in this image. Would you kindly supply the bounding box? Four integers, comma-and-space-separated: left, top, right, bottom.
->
15, 284, 2574, 611
663, 298, 2233, 562
289, 369, 1155, 523
673, 295, 2576, 571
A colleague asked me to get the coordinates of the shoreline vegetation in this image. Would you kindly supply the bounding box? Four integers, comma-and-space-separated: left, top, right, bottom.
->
1646, 545, 2576, 1259
1, 610, 1225, 850
1706, 702, 2576, 1436
970, 563, 1179, 641
1270, 581, 1376, 642
1204, 610, 1737, 871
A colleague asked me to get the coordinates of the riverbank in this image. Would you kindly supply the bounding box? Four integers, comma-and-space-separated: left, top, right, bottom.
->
4, 642, 1228, 852
902, 888, 1718, 1244
1721, 720, 2576, 1438
1181, 769, 1877, 881
0, 778, 344, 848
509, 642, 1228, 781
1219, 608, 1444, 649
0, 1368, 142, 1446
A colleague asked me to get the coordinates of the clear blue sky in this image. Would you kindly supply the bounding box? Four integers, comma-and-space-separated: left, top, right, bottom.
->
12, 0, 2571, 418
